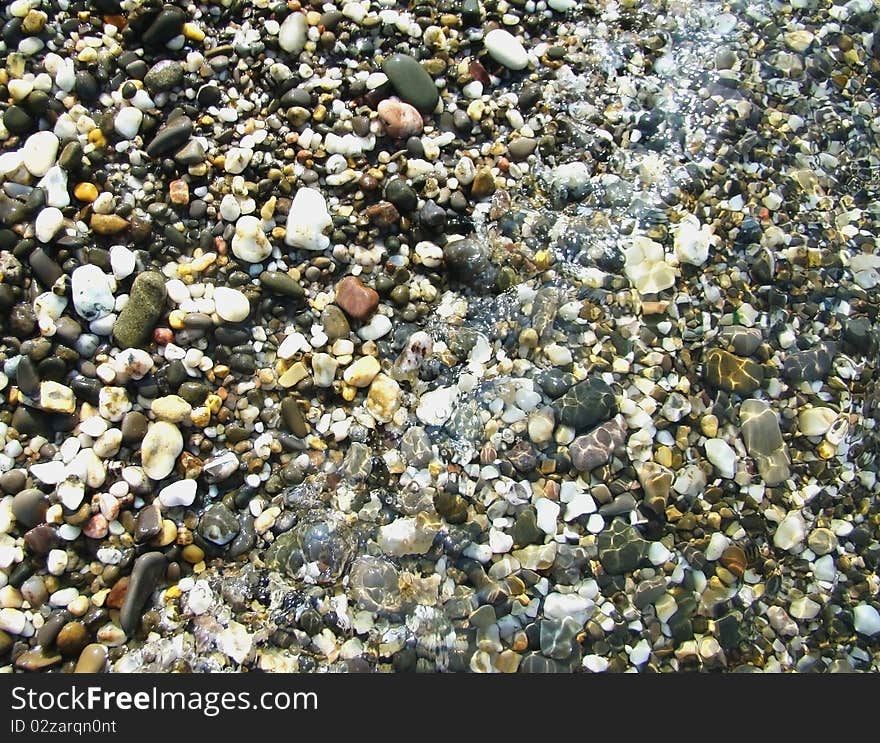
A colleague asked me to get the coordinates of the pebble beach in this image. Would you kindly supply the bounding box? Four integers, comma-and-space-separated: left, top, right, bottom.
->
0, 0, 879, 674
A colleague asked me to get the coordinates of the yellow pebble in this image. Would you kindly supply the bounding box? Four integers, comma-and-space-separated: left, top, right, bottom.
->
168, 309, 186, 330
182, 545, 205, 564
193, 561, 206, 574
190, 406, 211, 427
151, 519, 178, 547
205, 394, 222, 414
165, 585, 182, 600
342, 383, 357, 402
74, 182, 99, 202
87, 129, 106, 147
182, 22, 205, 41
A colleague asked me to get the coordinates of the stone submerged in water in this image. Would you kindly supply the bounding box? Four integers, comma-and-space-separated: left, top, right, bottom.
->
113, 271, 167, 348
597, 519, 648, 574
782, 342, 836, 384
569, 414, 627, 471
740, 399, 790, 486
552, 377, 617, 431
703, 347, 764, 395
382, 53, 439, 114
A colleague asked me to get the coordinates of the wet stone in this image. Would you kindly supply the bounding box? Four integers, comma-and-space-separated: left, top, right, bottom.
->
134, 504, 163, 542
198, 503, 240, 546
281, 397, 309, 437
513, 508, 542, 547
120, 551, 166, 636
12, 489, 49, 528
265, 519, 355, 584
340, 442, 373, 482
349, 556, 400, 613
718, 325, 763, 357
782, 342, 837, 384
633, 576, 668, 609
703, 347, 764, 395
569, 414, 627, 471
539, 616, 581, 661
597, 520, 648, 575
401, 426, 433, 467
740, 399, 790, 487
552, 377, 617, 432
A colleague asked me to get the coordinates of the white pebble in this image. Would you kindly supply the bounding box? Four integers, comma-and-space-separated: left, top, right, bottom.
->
114, 106, 143, 139
158, 479, 197, 508
22, 131, 59, 176
213, 287, 250, 323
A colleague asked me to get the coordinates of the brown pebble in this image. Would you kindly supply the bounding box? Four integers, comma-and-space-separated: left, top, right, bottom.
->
105, 576, 129, 610
90, 214, 129, 235
56, 621, 89, 657
719, 545, 747, 578
74, 643, 108, 673
334, 276, 379, 321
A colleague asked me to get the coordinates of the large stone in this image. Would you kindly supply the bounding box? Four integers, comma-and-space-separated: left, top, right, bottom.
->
782, 342, 836, 384
740, 399, 790, 486
569, 414, 627, 471
703, 347, 764, 395
113, 271, 167, 348
382, 53, 439, 113
552, 377, 617, 431
597, 519, 648, 574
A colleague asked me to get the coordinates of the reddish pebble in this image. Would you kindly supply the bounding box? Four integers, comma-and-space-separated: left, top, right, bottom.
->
83, 514, 109, 539
153, 327, 173, 345
169, 179, 189, 206
377, 98, 424, 139
335, 276, 379, 321
105, 576, 128, 609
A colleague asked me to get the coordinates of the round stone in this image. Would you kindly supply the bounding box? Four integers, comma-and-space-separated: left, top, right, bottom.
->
213, 287, 250, 323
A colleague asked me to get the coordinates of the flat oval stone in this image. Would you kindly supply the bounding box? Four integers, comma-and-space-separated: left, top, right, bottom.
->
74, 643, 108, 673
552, 377, 617, 431
140, 421, 183, 480
782, 342, 836, 384
484, 28, 530, 70
382, 54, 439, 114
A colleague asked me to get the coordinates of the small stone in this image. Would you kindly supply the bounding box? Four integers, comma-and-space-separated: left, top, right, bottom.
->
90, 214, 129, 235
853, 604, 880, 636
807, 528, 837, 556
705, 438, 736, 478
113, 271, 167, 348
552, 377, 617, 431
365, 373, 402, 423
213, 287, 250, 323
335, 276, 379, 321
378, 98, 424, 139
278, 11, 307, 54
114, 107, 143, 139
782, 343, 836, 384
484, 28, 529, 70
343, 355, 381, 387
22, 131, 59, 176
71, 264, 115, 321
284, 187, 332, 251
158, 479, 197, 508
377, 516, 437, 556
198, 503, 240, 546
74, 644, 107, 673
569, 414, 627, 470
382, 53, 439, 113
151, 395, 192, 423
232, 215, 272, 263
798, 407, 838, 437
39, 381, 75, 414
773, 512, 806, 552
280, 398, 309, 437
56, 621, 89, 657
311, 353, 338, 387
120, 551, 166, 636
401, 427, 433, 467
141, 421, 184, 480
35, 207, 63, 242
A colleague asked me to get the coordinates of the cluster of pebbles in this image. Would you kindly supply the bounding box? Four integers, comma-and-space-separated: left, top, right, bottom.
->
1, 0, 879, 674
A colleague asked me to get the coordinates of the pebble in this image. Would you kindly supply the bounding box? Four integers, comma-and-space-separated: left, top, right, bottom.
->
853, 604, 880, 637
35, 207, 63, 243
343, 356, 381, 387
113, 272, 167, 348
278, 12, 307, 54
141, 421, 184, 480
71, 265, 115, 321
335, 276, 379, 321
740, 399, 790, 486
382, 53, 439, 114
484, 29, 530, 70
284, 187, 332, 251
705, 438, 736, 478
120, 552, 166, 636
158, 479, 197, 508
378, 99, 424, 139
213, 287, 250, 323
22, 131, 58, 176
773, 512, 806, 552
114, 107, 143, 139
